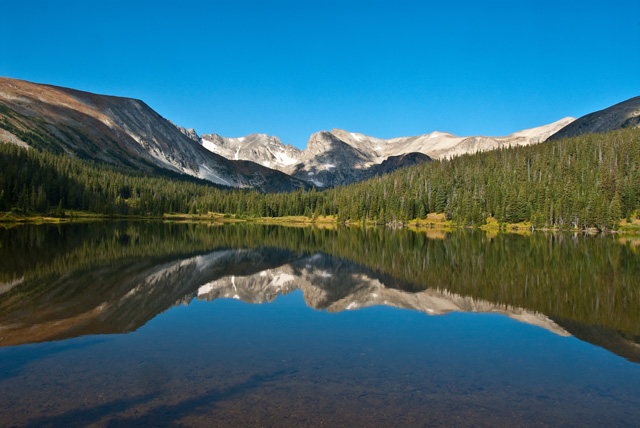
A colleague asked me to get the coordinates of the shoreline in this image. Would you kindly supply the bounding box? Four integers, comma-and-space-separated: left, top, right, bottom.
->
2, 211, 640, 234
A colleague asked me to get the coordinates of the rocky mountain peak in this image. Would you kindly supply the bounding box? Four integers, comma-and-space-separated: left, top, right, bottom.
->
177, 126, 200, 142
305, 131, 345, 155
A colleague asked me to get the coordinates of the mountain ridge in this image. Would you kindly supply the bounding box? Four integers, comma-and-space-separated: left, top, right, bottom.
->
547, 96, 640, 140
0, 76, 306, 192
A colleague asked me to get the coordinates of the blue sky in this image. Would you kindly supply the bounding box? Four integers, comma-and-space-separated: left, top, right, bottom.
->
2, 0, 639, 149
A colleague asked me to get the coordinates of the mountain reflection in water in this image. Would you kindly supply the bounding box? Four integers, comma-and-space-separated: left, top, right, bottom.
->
1, 222, 639, 363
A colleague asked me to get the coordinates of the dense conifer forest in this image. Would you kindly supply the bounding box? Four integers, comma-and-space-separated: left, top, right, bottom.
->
1, 127, 639, 230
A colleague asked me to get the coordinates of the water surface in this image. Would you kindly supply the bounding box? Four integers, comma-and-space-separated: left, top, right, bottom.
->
1, 223, 639, 427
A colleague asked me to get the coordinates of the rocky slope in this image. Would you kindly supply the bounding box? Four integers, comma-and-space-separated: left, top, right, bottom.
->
547, 96, 640, 140
0, 77, 305, 192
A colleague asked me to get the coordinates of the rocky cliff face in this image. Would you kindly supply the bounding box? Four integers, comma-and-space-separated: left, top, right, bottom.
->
285, 131, 380, 187
547, 96, 640, 140
328, 119, 575, 161
284, 132, 436, 187
282, 119, 574, 187
0, 77, 305, 192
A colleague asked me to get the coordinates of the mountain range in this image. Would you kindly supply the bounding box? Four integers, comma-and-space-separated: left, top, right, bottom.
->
1, 76, 638, 191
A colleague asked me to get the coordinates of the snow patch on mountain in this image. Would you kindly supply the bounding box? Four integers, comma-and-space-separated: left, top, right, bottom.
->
271, 148, 299, 166
201, 138, 221, 153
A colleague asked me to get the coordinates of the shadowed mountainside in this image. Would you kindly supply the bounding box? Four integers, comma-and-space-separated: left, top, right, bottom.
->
548, 96, 640, 140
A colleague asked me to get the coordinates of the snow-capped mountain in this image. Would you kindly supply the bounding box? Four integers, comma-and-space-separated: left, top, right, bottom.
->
195, 118, 574, 188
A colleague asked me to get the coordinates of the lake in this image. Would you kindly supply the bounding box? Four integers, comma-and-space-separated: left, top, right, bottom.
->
1, 222, 639, 427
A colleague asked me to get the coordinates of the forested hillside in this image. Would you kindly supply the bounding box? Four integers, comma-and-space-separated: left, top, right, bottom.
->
323, 127, 640, 229
1, 127, 639, 230
0, 143, 224, 216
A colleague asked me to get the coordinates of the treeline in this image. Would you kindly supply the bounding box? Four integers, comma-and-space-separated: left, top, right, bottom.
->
1, 127, 640, 229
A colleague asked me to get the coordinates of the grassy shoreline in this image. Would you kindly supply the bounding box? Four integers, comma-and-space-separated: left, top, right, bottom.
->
2, 211, 640, 233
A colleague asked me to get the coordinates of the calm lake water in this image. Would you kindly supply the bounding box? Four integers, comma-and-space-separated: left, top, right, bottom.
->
1, 222, 639, 427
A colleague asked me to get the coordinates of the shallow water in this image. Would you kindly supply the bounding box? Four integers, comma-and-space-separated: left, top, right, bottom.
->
1, 222, 639, 427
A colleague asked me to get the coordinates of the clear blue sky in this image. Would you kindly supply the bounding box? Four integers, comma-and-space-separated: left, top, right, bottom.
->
2, 0, 639, 149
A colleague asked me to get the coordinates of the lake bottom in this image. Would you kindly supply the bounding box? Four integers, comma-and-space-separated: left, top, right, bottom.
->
1, 291, 638, 427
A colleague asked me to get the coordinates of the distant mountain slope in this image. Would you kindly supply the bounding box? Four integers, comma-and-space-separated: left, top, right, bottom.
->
330, 118, 575, 160
547, 96, 640, 140
200, 132, 302, 170
0, 77, 305, 192
285, 119, 573, 187
192, 129, 434, 188
197, 118, 573, 188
